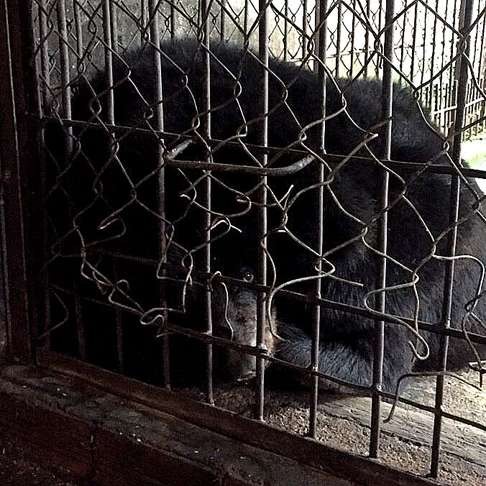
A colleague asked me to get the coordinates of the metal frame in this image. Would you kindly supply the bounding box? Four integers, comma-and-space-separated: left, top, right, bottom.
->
1, 0, 486, 483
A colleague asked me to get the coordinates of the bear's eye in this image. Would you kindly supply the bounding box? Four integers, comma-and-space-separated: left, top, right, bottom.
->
242, 271, 254, 283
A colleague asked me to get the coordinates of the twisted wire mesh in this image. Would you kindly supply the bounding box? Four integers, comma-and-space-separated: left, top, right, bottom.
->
30, 0, 486, 478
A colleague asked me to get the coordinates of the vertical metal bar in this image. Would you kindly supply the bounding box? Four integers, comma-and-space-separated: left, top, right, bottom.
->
0, 0, 40, 362
375, 0, 383, 77
283, 0, 288, 61
409, 1, 418, 84
148, 0, 171, 390
335, 1, 342, 78
398, 0, 407, 80
465, 80, 471, 139
38, 0, 51, 109
170, 1, 175, 39
103, 0, 115, 124
220, 0, 226, 41
432, 0, 445, 124
200, 0, 214, 404
429, 0, 474, 477
434, 83, 441, 130
255, 0, 269, 421
37, 0, 52, 350
73, 0, 84, 70
308, 0, 327, 439
110, 0, 119, 54
302, 0, 308, 61
447, 0, 460, 135
141, 0, 147, 45
244, 0, 249, 40
349, 0, 356, 78
57, 0, 73, 154
364, 0, 370, 78
112, 261, 125, 373
420, 0, 429, 88
243, 0, 250, 42
102, 0, 120, 371
443, 0, 451, 133
369, 0, 394, 460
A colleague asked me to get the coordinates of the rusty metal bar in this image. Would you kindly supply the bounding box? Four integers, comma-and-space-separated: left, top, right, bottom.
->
199, 0, 214, 405
429, 0, 475, 478
308, 0, 327, 440
255, 0, 269, 422
109, 0, 119, 53
103, 0, 115, 124
369, 0, 394, 460
148, 0, 171, 390
219, 0, 226, 41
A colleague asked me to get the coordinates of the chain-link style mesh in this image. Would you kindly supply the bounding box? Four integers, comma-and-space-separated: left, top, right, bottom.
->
30, 0, 486, 478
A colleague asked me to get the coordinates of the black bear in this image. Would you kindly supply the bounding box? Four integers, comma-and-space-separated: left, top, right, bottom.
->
45, 39, 486, 392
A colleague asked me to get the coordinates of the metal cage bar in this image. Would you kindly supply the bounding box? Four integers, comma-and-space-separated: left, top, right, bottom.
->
255, 0, 269, 422
429, 0, 475, 477
369, 0, 394, 459
308, 0, 327, 439
147, 0, 172, 391
200, 0, 215, 405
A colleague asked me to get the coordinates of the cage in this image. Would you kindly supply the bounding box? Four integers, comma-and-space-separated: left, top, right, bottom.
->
1, 1, 486, 484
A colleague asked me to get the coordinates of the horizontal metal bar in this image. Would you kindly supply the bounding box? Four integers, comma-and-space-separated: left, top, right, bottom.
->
166, 155, 316, 176
40, 116, 486, 179
49, 253, 486, 348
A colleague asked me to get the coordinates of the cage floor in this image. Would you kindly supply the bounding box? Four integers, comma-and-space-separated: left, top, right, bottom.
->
182, 369, 486, 485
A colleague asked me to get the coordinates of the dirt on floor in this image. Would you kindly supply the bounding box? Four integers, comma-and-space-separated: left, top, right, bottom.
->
181, 368, 486, 486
